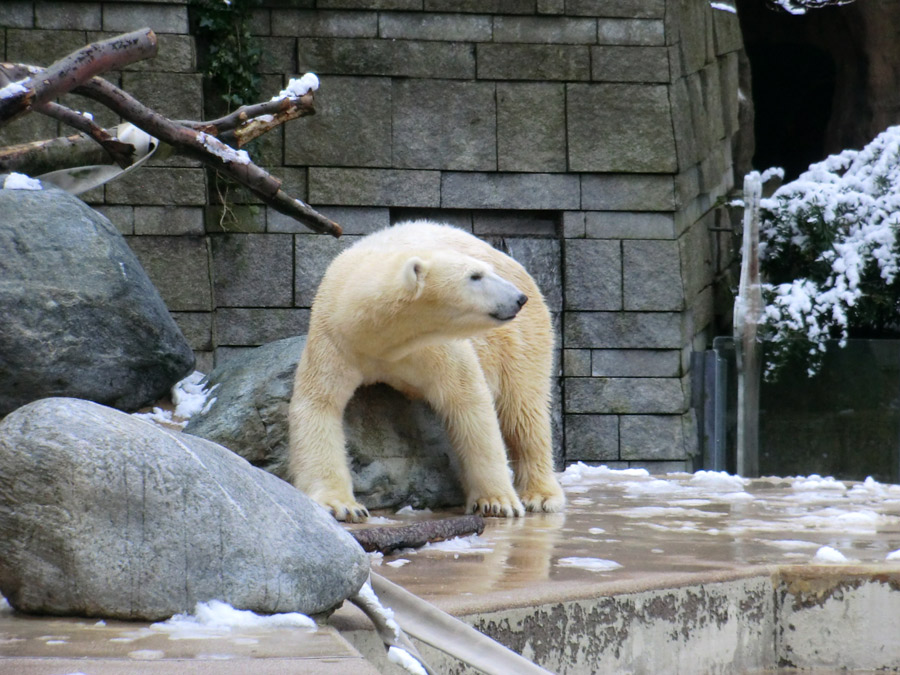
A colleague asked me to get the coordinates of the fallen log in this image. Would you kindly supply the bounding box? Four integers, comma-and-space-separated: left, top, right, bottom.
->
351, 515, 486, 555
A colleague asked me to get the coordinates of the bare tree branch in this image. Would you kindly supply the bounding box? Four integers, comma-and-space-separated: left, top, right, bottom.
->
0, 29, 158, 126
0, 134, 114, 176
350, 515, 486, 555
180, 94, 316, 147
36, 101, 135, 168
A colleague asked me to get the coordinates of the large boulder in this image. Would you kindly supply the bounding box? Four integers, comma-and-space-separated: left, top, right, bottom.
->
0, 397, 369, 621
185, 337, 464, 510
0, 182, 194, 417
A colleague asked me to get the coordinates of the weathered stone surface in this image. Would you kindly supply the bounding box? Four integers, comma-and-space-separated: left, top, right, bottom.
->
493, 16, 597, 43
564, 311, 683, 349
172, 311, 213, 352
597, 18, 665, 45
270, 206, 389, 235
581, 174, 676, 211
567, 0, 665, 19
441, 172, 580, 210
497, 82, 567, 172
298, 38, 474, 78
285, 77, 391, 168
6, 28, 87, 65
585, 211, 676, 239
0, 186, 194, 416
309, 168, 441, 207
591, 45, 670, 82
380, 12, 492, 41
36, 2, 100, 30
127, 235, 213, 312
393, 80, 496, 171
0, 397, 368, 620
477, 44, 590, 81
217, 308, 311, 346
0, 2, 33, 29
472, 212, 558, 237
620, 414, 687, 460
105, 167, 206, 207
184, 337, 465, 510
564, 239, 622, 311
503, 237, 563, 312
565, 414, 619, 461
565, 377, 686, 414
623, 239, 684, 311
294, 234, 359, 306
210, 234, 294, 308
563, 349, 592, 377
592, 349, 680, 378
320, 0, 418, 8
133, 206, 204, 236
271, 9, 377, 37
567, 83, 677, 172
102, 3, 188, 34
120, 72, 203, 120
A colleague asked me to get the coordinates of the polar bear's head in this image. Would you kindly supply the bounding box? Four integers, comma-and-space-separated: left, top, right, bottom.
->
399, 250, 528, 334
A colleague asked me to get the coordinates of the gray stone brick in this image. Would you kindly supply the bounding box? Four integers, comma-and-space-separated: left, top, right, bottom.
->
566, 414, 619, 461
36, 2, 100, 30
564, 239, 621, 311
270, 206, 390, 235
171, 312, 213, 352
565, 377, 685, 414
581, 174, 675, 211
493, 16, 596, 44
597, 18, 664, 46
672, 0, 711, 76
102, 4, 188, 34
379, 12, 492, 41
567, 0, 665, 19
719, 51, 740, 137
319, 0, 420, 8
294, 233, 359, 306
564, 311, 683, 349
537, 0, 565, 14
712, 5, 742, 54
503, 237, 562, 312
473, 212, 558, 237
272, 10, 377, 37
127, 236, 213, 312
6, 28, 87, 65
591, 45, 669, 83
217, 308, 311, 346
257, 36, 296, 74
634, 460, 689, 473
562, 211, 585, 238
121, 72, 202, 120
299, 38, 474, 79
620, 414, 686, 460
249, 8, 270, 36
392, 80, 496, 171
135, 206, 204, 236
623, 239, 683, 311
477, 44, 589, 81
678, 213, 714, 302
105, 167, 206, 206
563, 349, 592, 377
567, 84, 676, 173
392, 209, 473, 231
0, 106, 57, 146
309, 168, 441, 207
210, 234, 294, 308
441, 173, 579, 210
0, 2, 34, 29
205, 205, 267, 234
285, 76, 391, 168
425, 0, 534, 12
669, 78, 697, 169
118, 33, 195, 72
92, 205, 134, 235
585, 212, 675, 240
497, 82, 566, 172
591, 349, 680, 377
675, 166, 701, 208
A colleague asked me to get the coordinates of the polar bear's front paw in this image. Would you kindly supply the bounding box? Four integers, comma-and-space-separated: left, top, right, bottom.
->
467, 493, 525, 518
520, 478, 566, 513
316, 494, 370, 522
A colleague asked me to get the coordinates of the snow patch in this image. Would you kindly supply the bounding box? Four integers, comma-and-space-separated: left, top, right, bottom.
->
273, 73, 319, 100
557, 557, 623, 572
3, 172, 42, 190
812, 545, 849, 563
152, 600, 315, 639
388, 645, 429, 675
0, 79, 28, 100
196, 131, 251, 165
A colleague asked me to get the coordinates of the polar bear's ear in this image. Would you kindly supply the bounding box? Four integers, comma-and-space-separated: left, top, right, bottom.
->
401, 256, 428, 297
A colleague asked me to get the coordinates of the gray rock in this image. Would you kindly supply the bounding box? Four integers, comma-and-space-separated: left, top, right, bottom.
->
184, 336, 464, 511
0, 185, 195, 417
0, 397, 368, 621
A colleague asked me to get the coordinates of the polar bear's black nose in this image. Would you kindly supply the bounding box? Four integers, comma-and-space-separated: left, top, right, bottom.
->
517, 293, 528, 308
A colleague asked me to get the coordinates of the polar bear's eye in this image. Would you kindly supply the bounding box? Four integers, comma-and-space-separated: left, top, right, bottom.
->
470, 272, 483, 281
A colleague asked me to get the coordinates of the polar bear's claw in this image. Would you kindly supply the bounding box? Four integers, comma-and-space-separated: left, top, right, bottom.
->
469, 496, 525, 518
325, 501, 369, 523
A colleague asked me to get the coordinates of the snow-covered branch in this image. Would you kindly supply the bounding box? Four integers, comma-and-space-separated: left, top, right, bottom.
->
767, 0, 855, 14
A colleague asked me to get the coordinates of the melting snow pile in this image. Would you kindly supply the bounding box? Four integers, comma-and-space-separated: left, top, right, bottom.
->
151, 600, 316, 638
133, 371, 217, 428
3, 172, 42, 190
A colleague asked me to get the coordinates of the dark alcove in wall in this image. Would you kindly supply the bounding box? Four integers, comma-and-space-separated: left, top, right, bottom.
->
736, 0, 872, 180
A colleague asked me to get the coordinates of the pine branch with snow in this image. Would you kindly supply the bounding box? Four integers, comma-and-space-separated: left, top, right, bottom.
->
757, 125, 900, 379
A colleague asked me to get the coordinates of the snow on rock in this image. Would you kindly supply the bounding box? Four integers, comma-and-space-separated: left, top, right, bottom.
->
388, 646, 429, 675
273, 73, 319, 100
133, 371, 218, 429
791, 475, 848, 492
196, 132, 250, 165
886, 549, 900, 561
557, 557, 623, 572
3, 172, 42, 190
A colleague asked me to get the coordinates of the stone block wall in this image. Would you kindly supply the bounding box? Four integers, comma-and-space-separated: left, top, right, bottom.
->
0, 0, 745, 472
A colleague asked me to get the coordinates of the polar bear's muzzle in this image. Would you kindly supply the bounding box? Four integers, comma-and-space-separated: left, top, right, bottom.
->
490, 290, 528, 322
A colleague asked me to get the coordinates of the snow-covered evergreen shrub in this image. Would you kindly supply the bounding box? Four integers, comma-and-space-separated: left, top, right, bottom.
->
758, 125, 900, 378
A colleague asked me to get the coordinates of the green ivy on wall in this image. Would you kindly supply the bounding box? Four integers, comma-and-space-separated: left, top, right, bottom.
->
190, 0, 262, 111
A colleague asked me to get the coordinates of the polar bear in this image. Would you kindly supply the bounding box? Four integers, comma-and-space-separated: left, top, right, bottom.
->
287, 220, 565, 522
